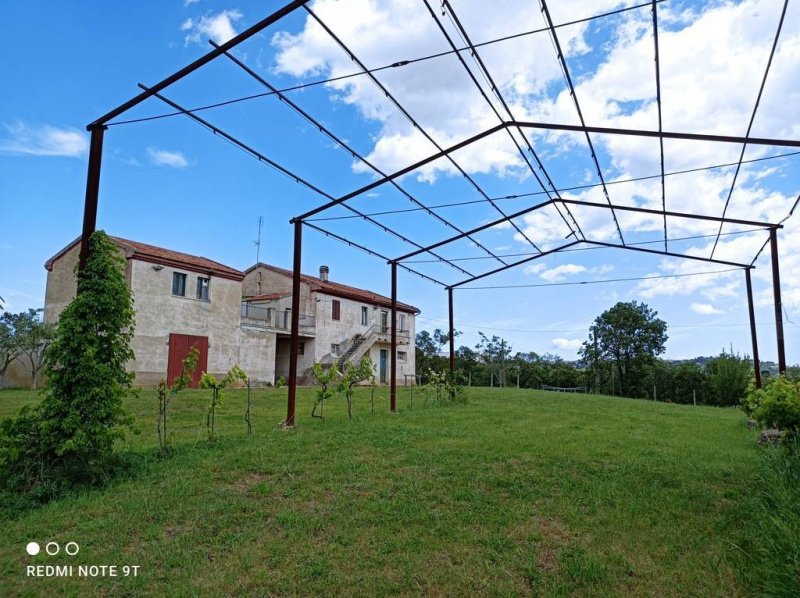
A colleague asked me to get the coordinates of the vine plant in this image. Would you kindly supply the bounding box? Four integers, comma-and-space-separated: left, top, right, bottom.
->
199, 364, 249, 441
311, 362, 339, 420
157, 346, 199, 450
338, 356, 374, 420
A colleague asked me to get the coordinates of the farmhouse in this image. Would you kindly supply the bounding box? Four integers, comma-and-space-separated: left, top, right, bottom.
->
43, 236, 418, 387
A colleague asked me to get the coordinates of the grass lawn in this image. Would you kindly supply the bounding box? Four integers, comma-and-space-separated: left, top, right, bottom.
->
0, 386, 759, 596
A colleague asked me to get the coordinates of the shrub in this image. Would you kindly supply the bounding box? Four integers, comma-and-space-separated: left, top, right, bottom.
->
744, 376, 800, 434
424, 369, 467, 406
0, 231, 136, 493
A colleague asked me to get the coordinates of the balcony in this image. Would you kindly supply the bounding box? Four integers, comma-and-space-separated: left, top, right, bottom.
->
372, 324, 410, 344
241, 303, 315, 335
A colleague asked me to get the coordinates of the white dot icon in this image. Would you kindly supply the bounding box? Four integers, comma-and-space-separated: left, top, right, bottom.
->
26, 542, 40, 556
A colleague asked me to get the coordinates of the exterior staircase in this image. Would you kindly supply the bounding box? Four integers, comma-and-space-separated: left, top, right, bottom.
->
337, 326, 378, 370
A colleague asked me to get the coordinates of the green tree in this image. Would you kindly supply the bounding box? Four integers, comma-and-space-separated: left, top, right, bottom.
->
580, 301, 668, 397
704, 348, 751, 407
14, 309, 56, 391
0, 312, 23, 386
0, 231, 136, 490
672, 363, 707, 404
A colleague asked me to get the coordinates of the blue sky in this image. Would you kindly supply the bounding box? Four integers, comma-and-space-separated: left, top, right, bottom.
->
1, 0, 798, 362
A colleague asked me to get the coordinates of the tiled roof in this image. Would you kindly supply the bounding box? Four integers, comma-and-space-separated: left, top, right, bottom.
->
243, 292, 290, 302
45, 236, 244, 281
245, 263, 420, 314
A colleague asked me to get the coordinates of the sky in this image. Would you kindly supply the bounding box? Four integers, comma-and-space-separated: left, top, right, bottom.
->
1, 0, 798, 363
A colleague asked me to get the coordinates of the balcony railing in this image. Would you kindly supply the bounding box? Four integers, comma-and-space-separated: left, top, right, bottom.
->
241, 303, 315, 333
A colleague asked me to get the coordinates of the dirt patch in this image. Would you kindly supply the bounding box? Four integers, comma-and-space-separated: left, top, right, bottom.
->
233, 471, 274, 494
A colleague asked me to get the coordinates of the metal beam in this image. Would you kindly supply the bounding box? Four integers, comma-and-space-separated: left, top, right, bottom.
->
585, 240, 752, 269
651, 0, 667, 252
448, 288, 455, 375
303, 6, 523, 259
302, 222, 446, 287
78, 125, 107, 271
142, 85, 470, 279
212, 41, 498, 273
449, 241, 582, 289
745, 268, 762, 389
711, 0, 789, 258
292, 123, 507, 222
395, 199, 554, 263
558, 198, 780, 229
390, 262, 398, 412
89, 0, 311, 128
770, 228, 787, 373
294, 118, 800, 224
513, 121, 800, 148
286, 220, 303, 427
539, 0, 625, 244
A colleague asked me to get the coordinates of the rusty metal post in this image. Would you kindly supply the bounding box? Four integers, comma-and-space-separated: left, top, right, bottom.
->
390, 261, 398, 412
78, 125, 107, 271
745, 268, 762, 389
286, 220, 302, 427
769, 228, 787, 373
448, 288, 455, 375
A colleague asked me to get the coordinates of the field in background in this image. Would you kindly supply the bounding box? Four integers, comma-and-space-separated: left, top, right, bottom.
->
0, 387, 758, 595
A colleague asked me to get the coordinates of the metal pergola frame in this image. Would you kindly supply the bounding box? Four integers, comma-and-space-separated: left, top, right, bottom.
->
78, 0, 795, 426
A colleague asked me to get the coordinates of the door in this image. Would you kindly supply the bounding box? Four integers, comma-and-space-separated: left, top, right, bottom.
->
167, 333, 208, 387
380, 311, 388, 334
379, 349, 388, 383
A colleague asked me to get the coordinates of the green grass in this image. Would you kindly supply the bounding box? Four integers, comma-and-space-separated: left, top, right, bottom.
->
0, 386, 760, 596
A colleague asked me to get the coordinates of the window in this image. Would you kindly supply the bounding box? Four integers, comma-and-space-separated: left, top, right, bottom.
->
397, 351, 407, 362
331, 343, 340, 356
172, 272, 187, 297
399, 314, 407, 331
196, 276, 210, 301
332, 299, 341, 321
298, 341, 305, 356
361, 305, 368, 326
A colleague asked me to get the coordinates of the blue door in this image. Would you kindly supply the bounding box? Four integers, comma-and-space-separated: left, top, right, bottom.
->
379, 349, 388, 383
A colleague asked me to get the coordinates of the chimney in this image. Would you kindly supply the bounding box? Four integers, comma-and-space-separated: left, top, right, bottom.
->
319, 265, 329, 282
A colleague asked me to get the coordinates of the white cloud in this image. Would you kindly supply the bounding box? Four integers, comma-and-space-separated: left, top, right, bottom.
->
184, 0, 201, 5
147, 147, 189, 168
523, 262, 547, 275
551, 338, 582, 351
0, 121, 87, 158
182, 9, 242, 46
690, 303, 724, 315
539, 263, 587, 282
535, 262, 614, 282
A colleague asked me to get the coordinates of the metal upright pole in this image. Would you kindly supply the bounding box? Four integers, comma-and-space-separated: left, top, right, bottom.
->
286, 220, 303, 427
769, 228, 787, 373
448, 288, 455, 375
78, 125, 107, 271
745, 268, 762, 388
390, 262, 398, 412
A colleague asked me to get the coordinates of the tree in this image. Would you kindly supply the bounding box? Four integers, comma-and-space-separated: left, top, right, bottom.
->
704, 348, 751, 407
476, 332, 512, 386
13, 309, 56, 390
580, 301, 668, 397
0, 231, 137, 490
0, 313, 23, 386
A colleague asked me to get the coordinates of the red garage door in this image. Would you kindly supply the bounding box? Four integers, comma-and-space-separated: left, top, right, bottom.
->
167, 333, 208, 388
